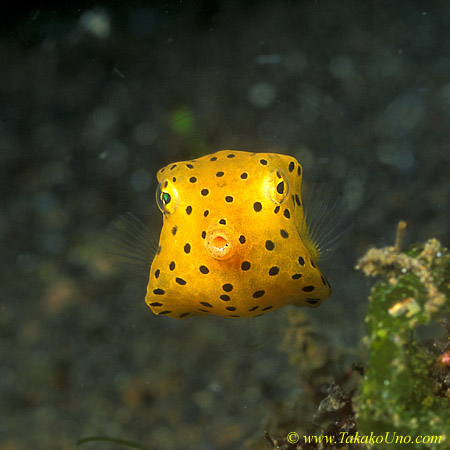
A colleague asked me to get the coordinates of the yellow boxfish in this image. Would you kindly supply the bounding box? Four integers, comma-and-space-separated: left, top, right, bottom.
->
146, 150, 331, 319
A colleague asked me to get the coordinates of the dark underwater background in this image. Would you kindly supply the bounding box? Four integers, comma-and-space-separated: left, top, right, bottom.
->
1, 1, 449, 449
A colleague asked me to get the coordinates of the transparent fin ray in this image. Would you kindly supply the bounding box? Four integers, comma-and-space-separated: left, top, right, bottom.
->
301, 183, 353, 261
106, 212, 157, 274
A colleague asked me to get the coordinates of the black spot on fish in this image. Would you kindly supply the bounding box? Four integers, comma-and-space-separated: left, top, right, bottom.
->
280, 229, 289, 238
184, 243, 191, 253
222, 283, 233, 292
199, 265, 209, 274
307, 299, 319, 305
153, 289, 165, 295
268, 266, 279, 276
200, 302, 213, 308
253, 290, 265, 298
241, 261, 251, 271
176, 277, 187, 285
302, 285, 315, 292
265, 240, 275, 251
288, 161, 295, 172
253, 202, 262, 212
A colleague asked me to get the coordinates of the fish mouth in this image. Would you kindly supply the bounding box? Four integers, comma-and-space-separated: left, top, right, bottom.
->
205, 226, 236, 260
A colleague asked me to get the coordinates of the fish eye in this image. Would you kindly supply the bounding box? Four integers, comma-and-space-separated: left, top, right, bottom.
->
156, 181, 176, 214
162, 192, 171, 205
266, 169, 289, 204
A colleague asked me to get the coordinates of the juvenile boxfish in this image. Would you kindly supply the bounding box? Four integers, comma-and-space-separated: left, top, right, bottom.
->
146, 150, 331, 319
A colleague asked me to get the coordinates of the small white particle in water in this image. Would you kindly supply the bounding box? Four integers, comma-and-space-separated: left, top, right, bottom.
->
376, 142, 416, 173
17, 253, 38, 273
255, 54, 282, 65
33, 192, 59, 216
284, 51, 307, 74
79, 10, 111, 39
101, 140, 128, 176
298, 83, 322, 123
130, 169, 151, 191
293, 146, 314, 171
132, 121, 158, 146
42, 231, 66, 254
208, 381, 222, 393
113, 67, 125, 78
344, 175, 365, 211
329, 55, 354, 80
248, 82, 276, 108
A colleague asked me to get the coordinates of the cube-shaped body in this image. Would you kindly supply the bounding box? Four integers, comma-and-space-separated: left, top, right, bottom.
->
146, 150, 331, 318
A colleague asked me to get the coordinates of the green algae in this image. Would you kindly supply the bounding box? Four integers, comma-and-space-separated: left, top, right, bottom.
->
354, 239, 450, 449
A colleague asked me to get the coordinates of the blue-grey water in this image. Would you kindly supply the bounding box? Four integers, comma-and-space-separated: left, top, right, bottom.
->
1, 1, 449, 449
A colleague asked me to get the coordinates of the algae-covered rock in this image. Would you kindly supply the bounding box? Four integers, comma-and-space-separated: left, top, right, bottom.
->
354, 238, 450, 449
